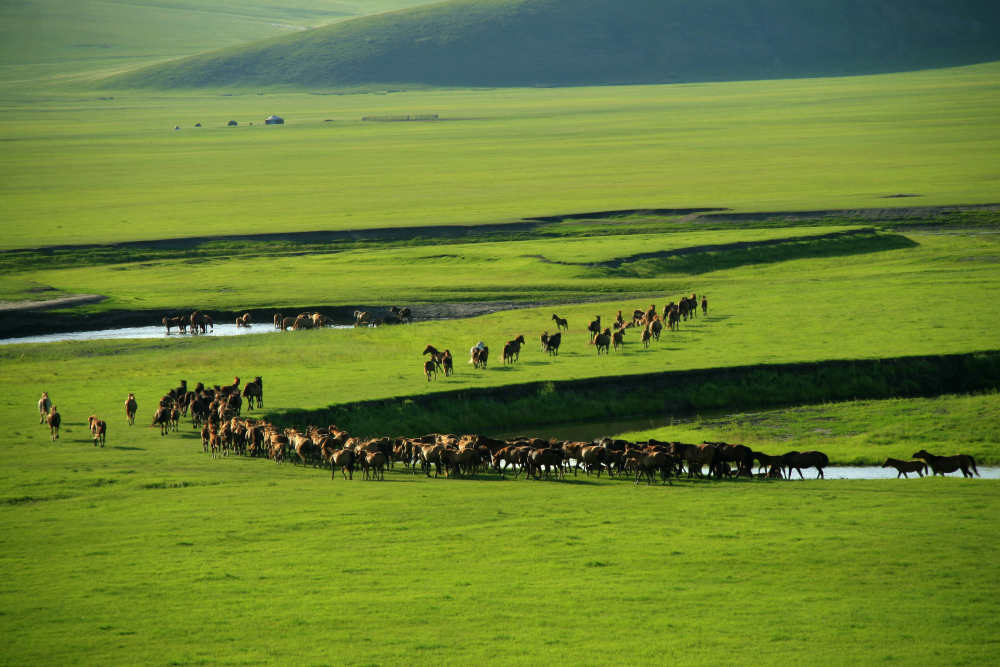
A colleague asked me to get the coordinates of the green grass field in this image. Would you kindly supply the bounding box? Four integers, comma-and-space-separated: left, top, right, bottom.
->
2, 3, 999, 662
2, 62, 999, 250
1, 425, 998, 665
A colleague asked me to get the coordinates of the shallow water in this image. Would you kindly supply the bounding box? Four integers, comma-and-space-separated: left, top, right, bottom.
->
785, 466, 999, 480
0, 323, 350, 345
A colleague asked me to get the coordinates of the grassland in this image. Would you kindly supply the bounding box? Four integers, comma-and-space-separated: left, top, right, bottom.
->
1, 421, 998, 665
2, 6, 999, 661
2, 62, 999, 250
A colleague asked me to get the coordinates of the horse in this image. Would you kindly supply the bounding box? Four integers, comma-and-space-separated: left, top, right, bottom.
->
38, 392, 51, 424
442, 350, 454, 376
912, 450, 980, 478
587, 316, 602, 337
423, 359, 437, 382
782, 450, 830, 479
242, 377, 263, 410
124, 393, 137, 425
235, 312, 252, 327
544, 331, 561, 355
273, 312, 283, 329
328, 449, 356, 480
47, 406, 61, 441
422, 344, 445, 370
503, 335, 525, 364
612, 328, 625, 352
551, 314, 569, 331
881, 458, 928, 478
701, 296, 708, 315
471, 346, 489, 369
592, 329, 611, 355
88, 416, 107, 447
641, 326, 651, 348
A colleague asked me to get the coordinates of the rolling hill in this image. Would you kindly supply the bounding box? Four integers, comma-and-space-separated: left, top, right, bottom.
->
109, 0, 1000, 89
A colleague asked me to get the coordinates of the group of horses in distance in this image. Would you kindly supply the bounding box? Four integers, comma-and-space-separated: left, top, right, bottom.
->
419, 294, 709, 380
161, 310, 214, 334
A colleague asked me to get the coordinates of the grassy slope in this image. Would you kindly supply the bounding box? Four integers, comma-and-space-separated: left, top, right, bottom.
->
0, 0, 441, 84
2, 63, 999, 250
108, 0, 1000, 89
620, 393, 1000, 465
1, 429, 997, 665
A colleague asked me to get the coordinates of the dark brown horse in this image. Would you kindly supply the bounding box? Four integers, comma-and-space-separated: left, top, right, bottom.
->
423, 359, 437, 382
471, 346, 489, 369
503, 335, 525, 364
551, 314, 569, 331
543, 331, 561, 355
882, 458, 928, 478
782, 450, 829, 479
913, 450, 980, 477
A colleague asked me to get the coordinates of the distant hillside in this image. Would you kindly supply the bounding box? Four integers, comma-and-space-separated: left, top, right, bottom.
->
110, 0, 1000, 89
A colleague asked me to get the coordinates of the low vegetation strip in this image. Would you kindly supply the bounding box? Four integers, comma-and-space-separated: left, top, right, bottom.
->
270, 351, 1000, 452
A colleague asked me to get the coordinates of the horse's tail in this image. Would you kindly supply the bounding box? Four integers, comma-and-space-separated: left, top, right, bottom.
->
969, 455, 980, 477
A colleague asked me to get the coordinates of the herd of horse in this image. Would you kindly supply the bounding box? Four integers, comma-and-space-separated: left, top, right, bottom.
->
419, 294, 709, 380
34, 378, 982, 481
161, 305, 412, 334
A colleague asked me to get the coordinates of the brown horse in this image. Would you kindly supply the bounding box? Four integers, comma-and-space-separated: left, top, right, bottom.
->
592, 329, 611, 355
47, 406, 61, 440
38, 392, 52, 424
88, 415, 107, 447
551, 314, 569, 331
235, 312, 252, 327
881, 458, 928, 478
913, 450, 980, 477
423, 344, 445, 370
125, 393, 137, 425
242, 377, 263, 409
471, 346, 489, 369
423, 359, 437, 382
503, 335, 525, 364
328, 449, 356, 480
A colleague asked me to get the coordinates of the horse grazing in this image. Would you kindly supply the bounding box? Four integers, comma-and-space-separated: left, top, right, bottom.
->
782, 450, 829, 479
913, 449, 980, 478
162, 316, 187, 334
88, 415, 107, 447
503, 335, 525, 364
124, 393, 137, 425
551, 314, 569, 331
47, 406, 61, 441
881, 458, 928, 478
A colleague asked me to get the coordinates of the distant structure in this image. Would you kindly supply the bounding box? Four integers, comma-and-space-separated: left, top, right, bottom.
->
227, 120, 238, 127
264, 115, 284, 125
